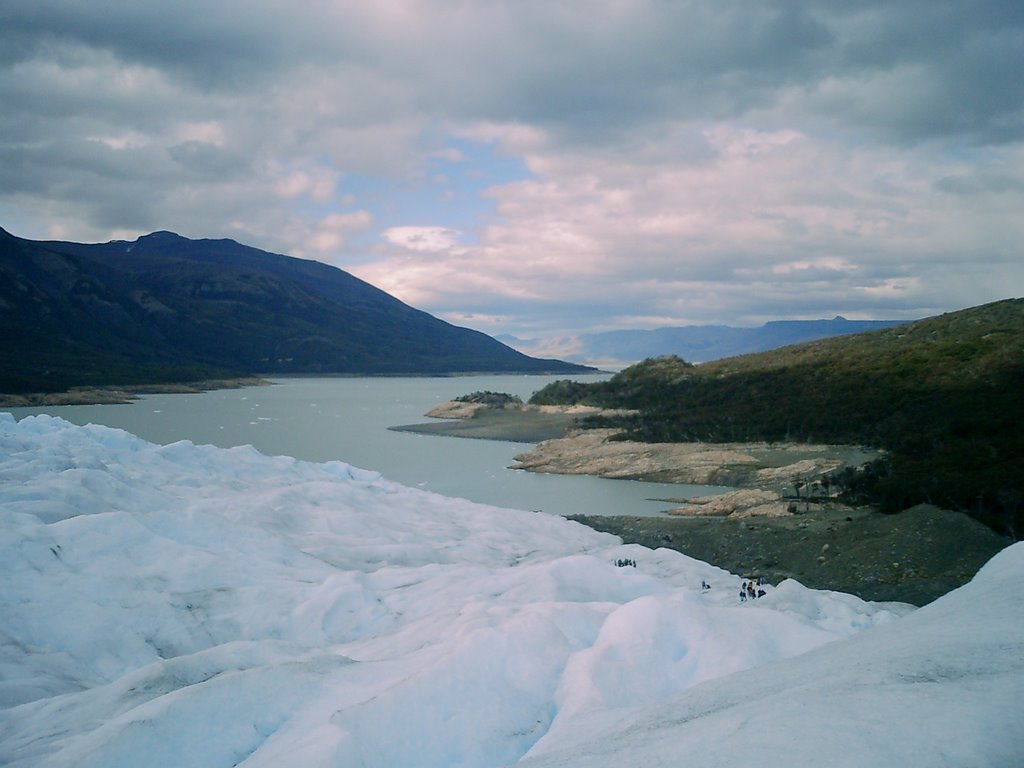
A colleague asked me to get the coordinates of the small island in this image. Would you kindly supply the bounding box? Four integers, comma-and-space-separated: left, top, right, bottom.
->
391, 390, 624, 443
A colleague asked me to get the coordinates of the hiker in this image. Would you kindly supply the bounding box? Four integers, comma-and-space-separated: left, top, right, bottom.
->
739, 582, 747, 602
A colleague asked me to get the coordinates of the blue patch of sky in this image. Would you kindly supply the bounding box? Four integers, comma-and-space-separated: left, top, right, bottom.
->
333, 138, 533, 253
0, 203, 47, 241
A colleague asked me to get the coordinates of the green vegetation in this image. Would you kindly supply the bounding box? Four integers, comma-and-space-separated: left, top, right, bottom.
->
453, 391, 524, 407
530, 299, 1024, 538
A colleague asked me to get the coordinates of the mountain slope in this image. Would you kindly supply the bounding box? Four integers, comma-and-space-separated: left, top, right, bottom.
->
0, 228, 590, 392
530, 299, 1024, 536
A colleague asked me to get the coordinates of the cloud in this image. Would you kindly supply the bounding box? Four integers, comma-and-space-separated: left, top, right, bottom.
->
299, 211, 374, 258
0, 0, 1021, 336
381, 226, 463, 253
355, 121, 1024, 331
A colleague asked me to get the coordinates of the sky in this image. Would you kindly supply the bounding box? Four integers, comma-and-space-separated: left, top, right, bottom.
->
2, 1, 1023, 340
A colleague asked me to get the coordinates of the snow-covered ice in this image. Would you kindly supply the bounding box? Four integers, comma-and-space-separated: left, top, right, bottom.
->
0, 413, 1020, 766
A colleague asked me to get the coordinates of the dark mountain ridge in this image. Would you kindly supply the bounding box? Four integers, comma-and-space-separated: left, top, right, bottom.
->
0, 227, 590, 393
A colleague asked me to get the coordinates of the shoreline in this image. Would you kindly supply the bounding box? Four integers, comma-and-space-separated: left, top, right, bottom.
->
0, 370, 599, 409
397, 401, 882, 497
398, 400, 1014, 604
511, 429, 881, 495
0, 377, 270, 408
8, 387, 1011, 606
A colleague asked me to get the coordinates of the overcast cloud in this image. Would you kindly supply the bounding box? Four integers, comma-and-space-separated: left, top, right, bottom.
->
2, 0, 1022, 337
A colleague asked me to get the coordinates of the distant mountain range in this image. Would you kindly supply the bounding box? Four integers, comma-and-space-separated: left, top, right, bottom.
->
500, 317, 910, 366
0, 228, 590, 394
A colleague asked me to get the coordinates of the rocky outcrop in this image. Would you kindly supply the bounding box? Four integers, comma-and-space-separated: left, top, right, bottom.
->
415, 400, 880, 520
425, 400, 490, 419
664, 489, 792, 518
511, 430, 878, 494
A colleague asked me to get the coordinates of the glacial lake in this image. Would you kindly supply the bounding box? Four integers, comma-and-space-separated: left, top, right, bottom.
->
6, 375, 729, 518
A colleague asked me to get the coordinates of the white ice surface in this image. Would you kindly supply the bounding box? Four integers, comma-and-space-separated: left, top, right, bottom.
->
0, 414, 1019, 767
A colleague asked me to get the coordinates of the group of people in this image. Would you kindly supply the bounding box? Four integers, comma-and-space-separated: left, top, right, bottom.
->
739, 576, 767, 602
615, 563, 768, 603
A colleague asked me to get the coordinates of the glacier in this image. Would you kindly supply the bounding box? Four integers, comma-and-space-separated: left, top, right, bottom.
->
0, 413, 1021, 767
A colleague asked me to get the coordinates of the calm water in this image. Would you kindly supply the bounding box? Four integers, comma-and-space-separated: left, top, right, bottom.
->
6, 375, 728, 517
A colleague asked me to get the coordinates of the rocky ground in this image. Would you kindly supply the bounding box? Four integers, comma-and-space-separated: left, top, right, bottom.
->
569, 504, 1011, 605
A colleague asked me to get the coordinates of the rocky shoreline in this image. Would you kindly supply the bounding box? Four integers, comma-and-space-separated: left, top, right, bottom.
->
511, 428, 881, 494
400, 400, 1013, 604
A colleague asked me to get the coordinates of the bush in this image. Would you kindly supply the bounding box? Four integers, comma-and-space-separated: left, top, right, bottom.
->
453, 391, 523, 407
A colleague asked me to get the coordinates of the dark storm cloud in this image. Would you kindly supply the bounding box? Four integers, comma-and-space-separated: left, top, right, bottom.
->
447, 2, 834, 136
3, 1, 1020, 143
0, 1, 314, 89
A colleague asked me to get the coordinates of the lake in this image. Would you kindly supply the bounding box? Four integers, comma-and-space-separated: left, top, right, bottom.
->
5, 375, 728, 517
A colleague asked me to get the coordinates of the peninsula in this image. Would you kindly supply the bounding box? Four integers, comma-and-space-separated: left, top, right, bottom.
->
398, 397, 1009, 605
398, 298, 1024, 605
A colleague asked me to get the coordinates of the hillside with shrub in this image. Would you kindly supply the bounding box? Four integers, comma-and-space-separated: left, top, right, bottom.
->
530, 299, 1024, 537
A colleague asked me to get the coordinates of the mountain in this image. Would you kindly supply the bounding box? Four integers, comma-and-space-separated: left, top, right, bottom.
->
501, 316, 910, 365
0, 228, 590, 393
530, 299, 1024, 536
